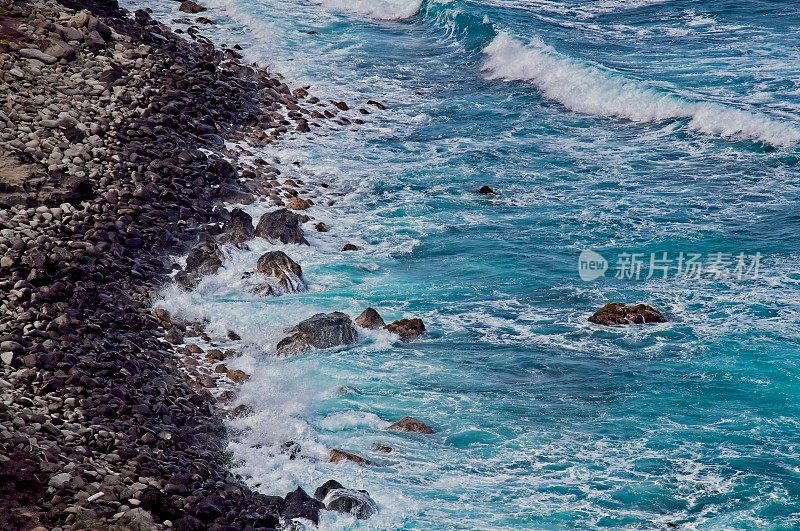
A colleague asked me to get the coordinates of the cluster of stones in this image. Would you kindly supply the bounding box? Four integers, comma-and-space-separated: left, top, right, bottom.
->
0, 0, 392, 527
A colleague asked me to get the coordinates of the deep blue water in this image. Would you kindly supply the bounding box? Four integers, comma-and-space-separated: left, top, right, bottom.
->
132, 0, 800, 527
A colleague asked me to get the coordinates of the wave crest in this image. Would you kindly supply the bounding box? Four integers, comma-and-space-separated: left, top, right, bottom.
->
319, 0, 423, 20
481, 32, 800, 147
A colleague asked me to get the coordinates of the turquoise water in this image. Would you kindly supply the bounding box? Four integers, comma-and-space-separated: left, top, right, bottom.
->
138, 0, 800, 527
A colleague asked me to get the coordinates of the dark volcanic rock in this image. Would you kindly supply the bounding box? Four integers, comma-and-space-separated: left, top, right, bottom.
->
385, 318, 426, 340
254, 208, 309, 245
176, 239, 224, 289
283, 487, 325, 524
253, 250, 304, 295
313, 479, 344, 502
217, 208, 254, 244
588, 303, 667, 326
276, 312, 358, 355
341, 243, 359, 251
387, 416, 434, 434
477, 185, 495, 194
355, 307, 385, 330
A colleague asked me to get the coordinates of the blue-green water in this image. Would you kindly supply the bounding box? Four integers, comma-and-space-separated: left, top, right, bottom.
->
139, 0, 800, 527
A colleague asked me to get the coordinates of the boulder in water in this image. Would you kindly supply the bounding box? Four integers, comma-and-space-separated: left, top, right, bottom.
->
387, 416, 434, 434
477, 185, 495, 194
276, 312, 358, 355
341, 243, 359, 251
179, 0, 206, 13
253, 251, 304, 295
385, 318, 425, 340
176, 239, 223, 289
328, 449, 372, 466
355, 307, 385, 330
324, 488, 377, 520
255, 208, 309, 245
286, 197, 312, 210
588, 303, 667, 326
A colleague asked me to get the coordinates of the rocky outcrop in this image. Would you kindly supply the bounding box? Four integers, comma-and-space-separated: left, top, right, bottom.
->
588, 303, 667, 326
255, 208, 309, 245
276, 312, 358, 355
253, 250, 304, 295
388, 416, 434, 434
217, 208, 254, 244
385, 318, 426, 340
355, 307, 385, 329
176, 239, 224, 289
179, 0, 206, 13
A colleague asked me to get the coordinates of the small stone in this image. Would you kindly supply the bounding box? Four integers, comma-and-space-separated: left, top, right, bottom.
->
19, 49, 58, 65
0, 352, 12, 366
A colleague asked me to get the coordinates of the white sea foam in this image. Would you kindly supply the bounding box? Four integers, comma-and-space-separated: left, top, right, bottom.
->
319, 0, 423, 20
481, 32, 800, 147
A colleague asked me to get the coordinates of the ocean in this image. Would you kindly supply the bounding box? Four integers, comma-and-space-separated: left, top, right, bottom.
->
132, 0, 800, 528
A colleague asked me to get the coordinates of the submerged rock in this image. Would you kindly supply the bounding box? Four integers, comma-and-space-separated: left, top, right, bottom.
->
176, 239, 223, 289
255, 208, 309, 245
253, 251, 304, 295
218, 208, 254, 244
387, 416, 434, 434
355, 307, 385, 330
588, 303, 667, 326
385, 318, 425, 340
276, 312, 357, 355
329, 449, 372, 466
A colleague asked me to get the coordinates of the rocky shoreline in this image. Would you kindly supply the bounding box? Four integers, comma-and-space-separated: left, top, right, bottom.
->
0, 0, 384, 528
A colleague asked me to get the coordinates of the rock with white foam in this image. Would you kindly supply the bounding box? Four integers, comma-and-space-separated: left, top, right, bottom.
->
276, 312, 357, 355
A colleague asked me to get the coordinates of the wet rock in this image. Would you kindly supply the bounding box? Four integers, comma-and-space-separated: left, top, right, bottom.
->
387, 416, 434, 434
177, 239, 224, 288
314, 480, 344, 501
385, 318, 425, 340
226, 369, 249, 383
282, 487, 324, 524
341, 243, 359, 251
218, 208, 254, 244
355, 307, 385, 330
227, 330, 242, 341
477, 185, 495, 194
253, 250, 304, 295
179, 1, 207, 13
329, 449, 372, 466
325, 488, 377, 519
588, 303, 667, 326
255, 208, 309, 245
276, 312, 357, 355
314, 222, 328, 232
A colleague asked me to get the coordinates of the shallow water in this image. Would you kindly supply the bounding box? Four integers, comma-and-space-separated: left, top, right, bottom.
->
129, 0, 800, 527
